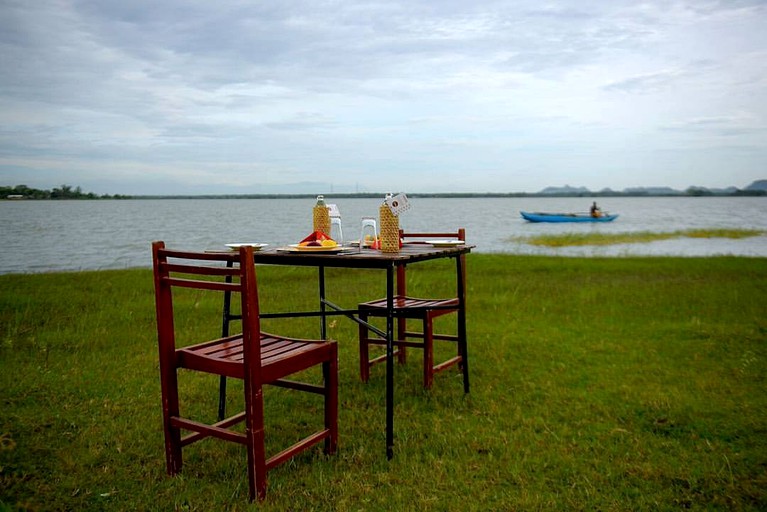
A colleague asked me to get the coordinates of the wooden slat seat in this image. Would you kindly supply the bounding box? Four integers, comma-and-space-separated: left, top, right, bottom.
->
178, 333, 333, 380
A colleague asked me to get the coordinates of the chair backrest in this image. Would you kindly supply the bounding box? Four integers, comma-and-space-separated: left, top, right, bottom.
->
398, 228, 465, 243
152, 241, 262, 370
395, 229, 466, 295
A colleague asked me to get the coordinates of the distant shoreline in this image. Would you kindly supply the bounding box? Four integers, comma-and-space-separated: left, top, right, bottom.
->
3, 185, 766, 200
4, 191, 767, 200
129, 190, 767, 199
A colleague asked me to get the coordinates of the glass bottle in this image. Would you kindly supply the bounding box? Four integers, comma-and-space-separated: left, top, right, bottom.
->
313, 195, 331, 235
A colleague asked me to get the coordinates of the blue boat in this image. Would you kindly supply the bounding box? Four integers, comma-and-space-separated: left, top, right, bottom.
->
520, 211, 618, 223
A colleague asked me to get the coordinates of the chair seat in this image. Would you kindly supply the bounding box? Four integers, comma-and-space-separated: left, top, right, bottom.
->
179, 332, 336, 382
358, 295, 463, 389
359, 295, 459, 317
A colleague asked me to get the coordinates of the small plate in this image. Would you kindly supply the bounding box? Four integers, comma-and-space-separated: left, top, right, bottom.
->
429, 240, 465, 247
226, 243, 268, 251
349, 240, 375, 247
288, 243, 343, 252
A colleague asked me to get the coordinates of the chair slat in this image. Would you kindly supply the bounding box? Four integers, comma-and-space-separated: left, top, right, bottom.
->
184, 336, 244, 359
163, 262, 241, 277
164, 277, 241, 293
159, 248, 239, 262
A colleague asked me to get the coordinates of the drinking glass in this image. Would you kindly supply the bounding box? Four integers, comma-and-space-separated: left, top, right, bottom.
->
359, 217, 378, 249
330, 216, 343, 244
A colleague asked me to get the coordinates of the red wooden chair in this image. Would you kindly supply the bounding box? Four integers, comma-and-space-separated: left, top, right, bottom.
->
357, 229, 469, 389
152, 241, 338, 501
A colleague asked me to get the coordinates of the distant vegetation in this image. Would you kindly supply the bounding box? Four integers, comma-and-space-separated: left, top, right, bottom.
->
1, 184, 130, 200
512, 228, 766, 247
3, 180, 766, 200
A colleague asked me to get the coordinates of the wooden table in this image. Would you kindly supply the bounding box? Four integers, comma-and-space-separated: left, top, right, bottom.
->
224, 243, 473, 458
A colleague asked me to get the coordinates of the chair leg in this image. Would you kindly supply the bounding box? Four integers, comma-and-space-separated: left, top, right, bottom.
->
245, 385, 267, 501
324, 347, 339, 454
423, 315, 434, 390
458, 327, 470, 394
217, 375, 227, 421
359, 312, 370, 383
161, 369, 183, 475
396, 316, 407, 364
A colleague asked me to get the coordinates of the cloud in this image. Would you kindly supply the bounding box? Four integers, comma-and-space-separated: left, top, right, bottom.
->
602, 69, 688, 94
1, 0, 766, 194
661, 114, 766, 138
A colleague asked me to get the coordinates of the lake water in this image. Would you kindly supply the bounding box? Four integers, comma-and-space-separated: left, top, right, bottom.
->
2, 196, 767, 274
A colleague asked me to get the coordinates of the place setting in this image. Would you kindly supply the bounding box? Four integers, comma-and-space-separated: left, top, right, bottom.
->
427, 240, 465, 247
225, 242, 269, 251
278, 230, 356, 254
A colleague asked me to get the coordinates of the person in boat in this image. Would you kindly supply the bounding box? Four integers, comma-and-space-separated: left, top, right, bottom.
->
590, 201, 601, 218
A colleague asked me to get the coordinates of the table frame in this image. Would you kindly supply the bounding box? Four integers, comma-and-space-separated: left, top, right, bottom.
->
220, 244, 472, 458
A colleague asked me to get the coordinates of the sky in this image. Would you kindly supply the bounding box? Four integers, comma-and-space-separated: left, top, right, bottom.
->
1, 0, 766, 195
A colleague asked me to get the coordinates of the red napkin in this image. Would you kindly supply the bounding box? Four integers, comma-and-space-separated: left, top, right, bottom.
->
300, 231, 334, 243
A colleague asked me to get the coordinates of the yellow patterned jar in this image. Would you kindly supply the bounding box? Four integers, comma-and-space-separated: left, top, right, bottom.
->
379, 194, 399, 253
313, 195, 330, 235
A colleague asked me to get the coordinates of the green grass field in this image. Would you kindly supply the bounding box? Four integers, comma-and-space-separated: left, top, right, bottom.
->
2, 255, 766, 511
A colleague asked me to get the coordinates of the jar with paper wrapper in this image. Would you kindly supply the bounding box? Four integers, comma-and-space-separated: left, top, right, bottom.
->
313, 195, 331, 236
379, 193, 400, 253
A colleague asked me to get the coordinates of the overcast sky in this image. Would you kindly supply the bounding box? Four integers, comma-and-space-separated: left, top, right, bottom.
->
1, 0, 766, 195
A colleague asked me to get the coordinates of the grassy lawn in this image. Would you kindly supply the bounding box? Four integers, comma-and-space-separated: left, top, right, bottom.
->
1, 255, 766, 511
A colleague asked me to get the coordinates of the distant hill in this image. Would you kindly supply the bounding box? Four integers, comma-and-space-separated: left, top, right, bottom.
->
538, 181, 765, 197
539, 185, 591, 195
623, 186, 679, 196
745, 180, 767, 191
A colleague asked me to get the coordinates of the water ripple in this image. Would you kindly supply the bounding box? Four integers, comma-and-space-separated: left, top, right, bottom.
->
2, 196, 766, 274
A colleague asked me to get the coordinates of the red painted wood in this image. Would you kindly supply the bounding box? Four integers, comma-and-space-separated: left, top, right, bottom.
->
152, 241, 338, 502
357, 229, 469, 390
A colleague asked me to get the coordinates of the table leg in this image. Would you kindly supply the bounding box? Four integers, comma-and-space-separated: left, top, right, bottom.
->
218, 259, 235, 421
456, 255, 470, 394
319, 266, 327, 340
386, 265, 394, 459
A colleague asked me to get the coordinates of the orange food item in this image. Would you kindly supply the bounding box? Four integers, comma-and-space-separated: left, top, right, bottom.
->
299, 231, 336, 246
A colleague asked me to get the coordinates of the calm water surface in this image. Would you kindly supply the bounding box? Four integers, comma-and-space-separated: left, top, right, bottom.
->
2, 197, 767, 274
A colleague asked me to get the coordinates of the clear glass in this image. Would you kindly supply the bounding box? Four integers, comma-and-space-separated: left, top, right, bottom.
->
330, 216, 343, 244
359, 217, 378, 249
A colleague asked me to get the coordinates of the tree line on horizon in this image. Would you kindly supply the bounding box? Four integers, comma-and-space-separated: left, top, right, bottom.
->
2, 183, 765, 200
2, 184, 130, 200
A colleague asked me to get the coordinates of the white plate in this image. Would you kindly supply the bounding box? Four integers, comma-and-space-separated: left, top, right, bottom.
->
288, 243, 343, 252
225, 243, 268, 251
349, 240, 375, 247
429, 240, 465, 247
